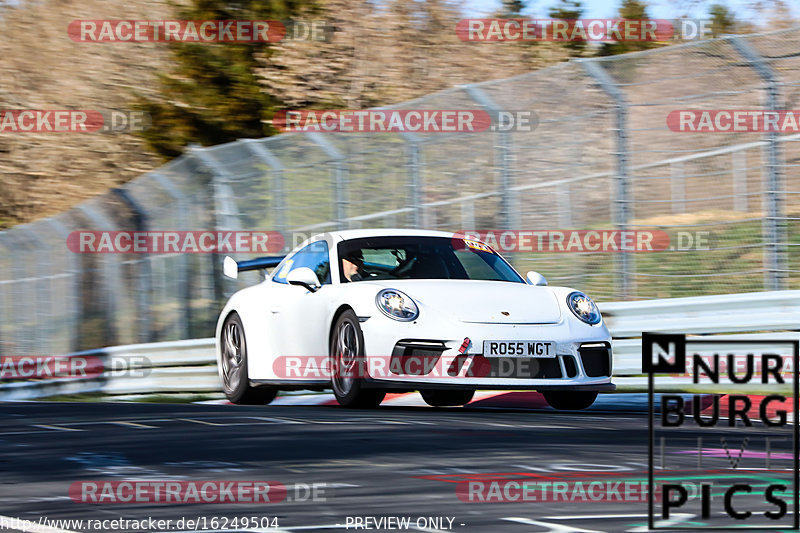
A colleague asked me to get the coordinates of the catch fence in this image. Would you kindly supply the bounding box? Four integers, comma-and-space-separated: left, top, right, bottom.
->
3, 28, 800, 355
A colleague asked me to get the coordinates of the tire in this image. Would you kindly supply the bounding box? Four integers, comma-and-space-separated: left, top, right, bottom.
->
330, 309, 385, 408
420, 389, 475, 407
543, 390, 598, 410
220, 312, 278, 405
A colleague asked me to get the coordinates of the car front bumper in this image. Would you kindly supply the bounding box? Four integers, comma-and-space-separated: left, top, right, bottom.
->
358, 314, 614, 390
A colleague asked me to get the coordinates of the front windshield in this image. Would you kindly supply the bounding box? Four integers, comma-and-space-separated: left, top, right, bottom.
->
337, 236, 525, 283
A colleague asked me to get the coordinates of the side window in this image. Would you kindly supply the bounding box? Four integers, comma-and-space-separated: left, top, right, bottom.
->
303, 241, 331, 285
272, 241, 331, 285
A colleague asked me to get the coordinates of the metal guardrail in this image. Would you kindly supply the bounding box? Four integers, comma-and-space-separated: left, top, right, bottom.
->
0, 338, 220, 401
602, 290, 800, 375
2, 291, 798, 400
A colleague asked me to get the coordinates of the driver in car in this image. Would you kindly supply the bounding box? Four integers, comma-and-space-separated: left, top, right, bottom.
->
341, 250, 364, 282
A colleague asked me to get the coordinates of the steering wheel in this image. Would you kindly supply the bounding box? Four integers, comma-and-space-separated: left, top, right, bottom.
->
389, 256, 417, 278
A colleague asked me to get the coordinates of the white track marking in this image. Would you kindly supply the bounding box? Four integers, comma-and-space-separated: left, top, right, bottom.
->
625, 513, 695, 531
177, 418, 226, 426
108, 421, 157, 429
245, 416, 306, 424
0, 497, 71, 503
503, 517, 604, 532
30, 424, 84, 432
535, 512, 697, 533
0, 430, 60, 436
542, 514, 648, 520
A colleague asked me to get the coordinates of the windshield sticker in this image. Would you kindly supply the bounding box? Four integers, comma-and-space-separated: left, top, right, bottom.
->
464, 239, 495, 254
277, 259, 294, 278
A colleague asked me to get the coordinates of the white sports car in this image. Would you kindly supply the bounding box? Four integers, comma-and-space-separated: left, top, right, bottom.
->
216, 229, 614, 408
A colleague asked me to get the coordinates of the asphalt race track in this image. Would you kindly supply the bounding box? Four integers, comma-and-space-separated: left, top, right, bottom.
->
0, 399, 790, 532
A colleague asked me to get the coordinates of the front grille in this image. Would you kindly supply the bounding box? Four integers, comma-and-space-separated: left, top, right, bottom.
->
391, 339, 447, 358
390, 339, 447, 375
579, 343, 611, 377
562, 355, 578, 378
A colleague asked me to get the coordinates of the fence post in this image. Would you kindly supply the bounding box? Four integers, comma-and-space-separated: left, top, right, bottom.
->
241, 139, 288, 240
113, 186, 153, 343
730, 36, 787, 291
462, 84, 519, 229
150, 173, 190, 340
77, 203, 122, 346
191, 146, 242, 304
461, 198, 476, 230
557, 182, 573, 227
732, 150, 748, 212
670, 161, 686, 214
306, 132, 348, 230
581, 59, 633, 299
401, 132, 423, 228
191, 146, 242, 233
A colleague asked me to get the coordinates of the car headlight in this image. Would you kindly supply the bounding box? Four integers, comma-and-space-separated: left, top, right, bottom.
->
376, 289, 419, 321
567, 291, 602, 325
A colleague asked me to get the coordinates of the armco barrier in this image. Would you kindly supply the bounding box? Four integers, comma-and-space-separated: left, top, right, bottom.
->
602, 290, 800, 375
0, 338, 220, 401
2, 291, 798, 400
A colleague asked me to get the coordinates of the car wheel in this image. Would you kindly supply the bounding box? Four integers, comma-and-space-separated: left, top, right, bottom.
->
330, 309, 385, 408
220, 312, 278, 405
420, 390, 475, 407
543, 390, 598, 410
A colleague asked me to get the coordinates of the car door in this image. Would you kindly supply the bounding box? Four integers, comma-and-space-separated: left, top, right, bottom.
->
269, 240, 334, 375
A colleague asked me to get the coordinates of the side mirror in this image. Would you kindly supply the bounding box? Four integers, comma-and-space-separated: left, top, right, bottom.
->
286, 267, 321, 292
526, 271, 547, 286
223, 256, 238, 279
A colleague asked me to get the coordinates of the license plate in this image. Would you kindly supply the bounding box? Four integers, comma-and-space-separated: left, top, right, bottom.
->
483, 341, 556, 358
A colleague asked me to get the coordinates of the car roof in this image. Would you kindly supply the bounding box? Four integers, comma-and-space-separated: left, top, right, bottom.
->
289, 229, 470, 257
327, 229, 458, 241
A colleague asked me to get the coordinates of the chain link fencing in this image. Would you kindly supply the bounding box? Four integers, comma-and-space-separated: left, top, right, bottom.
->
2, 28, 800, 356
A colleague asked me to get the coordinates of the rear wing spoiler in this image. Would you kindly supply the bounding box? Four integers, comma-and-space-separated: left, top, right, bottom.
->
223, 255, 285, 279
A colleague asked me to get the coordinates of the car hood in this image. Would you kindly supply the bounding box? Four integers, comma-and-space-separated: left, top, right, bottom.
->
367, 280, 562, 324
